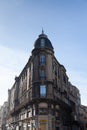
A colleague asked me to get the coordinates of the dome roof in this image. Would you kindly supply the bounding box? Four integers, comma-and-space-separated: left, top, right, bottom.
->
34, 31, 54, 50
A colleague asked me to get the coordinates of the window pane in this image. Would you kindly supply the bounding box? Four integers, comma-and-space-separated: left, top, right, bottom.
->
40, 85, 46, 97
41, 39, 45, 47
40, 55, 46, 65
39, 108, 48, 115
40, 70, 45, 79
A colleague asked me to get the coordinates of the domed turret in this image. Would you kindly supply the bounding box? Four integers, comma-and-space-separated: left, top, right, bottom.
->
34, 30, 54, 51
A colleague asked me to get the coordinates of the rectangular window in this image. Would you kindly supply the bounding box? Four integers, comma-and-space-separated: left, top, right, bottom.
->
63, 75, 66, 83
53, 64, 57, 76
33, 109, 35, 116
40, 70, 46, 80
27, 110, 32, 117
41, 39, 45, 47
40, 55, 46, 65
39, 108, 48, 115
40, 85, 46, 97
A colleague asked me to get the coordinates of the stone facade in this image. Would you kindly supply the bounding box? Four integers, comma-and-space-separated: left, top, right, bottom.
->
0, 102, 8, 130
79, 105, 87, 130
2, 32, 85, 130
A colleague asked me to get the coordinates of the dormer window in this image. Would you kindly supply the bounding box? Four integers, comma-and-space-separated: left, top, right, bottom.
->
41, 38, 45, 47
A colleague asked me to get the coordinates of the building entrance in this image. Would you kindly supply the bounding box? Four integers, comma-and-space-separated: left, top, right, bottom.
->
40, 123, 46, 130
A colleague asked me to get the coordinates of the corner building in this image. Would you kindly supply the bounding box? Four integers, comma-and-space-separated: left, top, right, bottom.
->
7, 32, 81, 130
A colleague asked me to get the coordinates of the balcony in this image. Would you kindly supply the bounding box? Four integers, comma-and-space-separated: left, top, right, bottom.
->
61, 95, 72, 107
10, 90, 33, 115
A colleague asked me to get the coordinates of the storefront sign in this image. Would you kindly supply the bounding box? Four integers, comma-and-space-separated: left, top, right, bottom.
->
39, 119, 47, 123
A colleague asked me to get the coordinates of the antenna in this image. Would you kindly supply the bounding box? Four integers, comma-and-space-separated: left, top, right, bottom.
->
42, 28, 44, 34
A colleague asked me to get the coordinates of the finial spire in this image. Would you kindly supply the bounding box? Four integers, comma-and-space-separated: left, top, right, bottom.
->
42, 28, 44, 34
39, 28, 47, 38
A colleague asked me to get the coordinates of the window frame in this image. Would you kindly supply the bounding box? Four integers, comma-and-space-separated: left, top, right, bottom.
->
40, 70, 46, 80
40, 38, 45, 47
40, 55, 46, 65
40, 85, 46, 97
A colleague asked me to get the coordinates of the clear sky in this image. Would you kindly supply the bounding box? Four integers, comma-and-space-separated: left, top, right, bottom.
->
0, 0, 87, 106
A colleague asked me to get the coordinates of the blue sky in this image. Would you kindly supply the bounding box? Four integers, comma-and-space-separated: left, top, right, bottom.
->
0, 0, 87, 106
